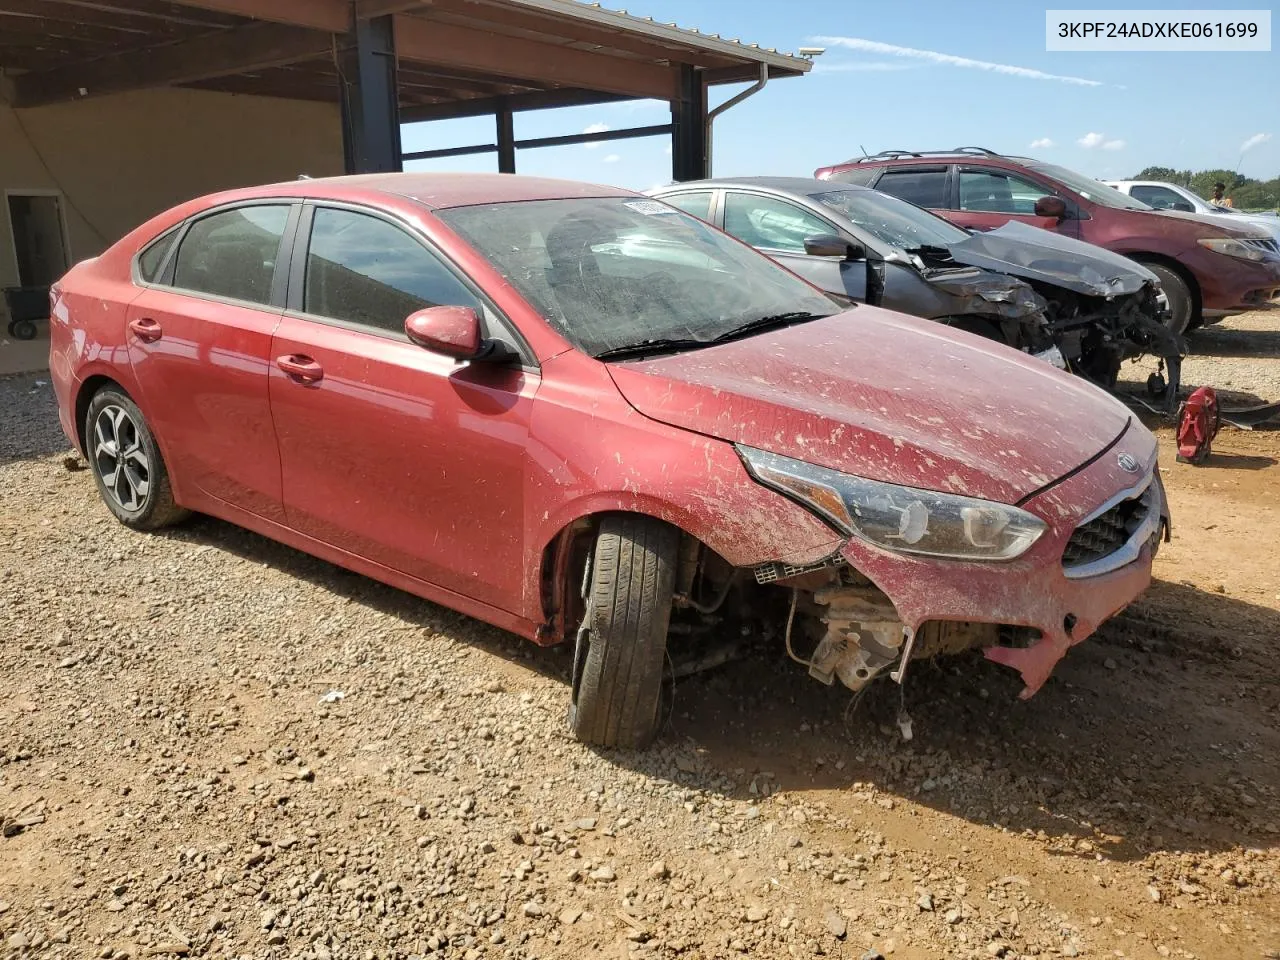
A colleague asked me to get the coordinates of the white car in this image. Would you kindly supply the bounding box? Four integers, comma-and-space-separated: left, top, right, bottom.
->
1104, 180, 1280, 242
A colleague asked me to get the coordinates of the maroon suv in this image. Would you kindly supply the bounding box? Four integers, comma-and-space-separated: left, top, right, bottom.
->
816, 149, 1280, 334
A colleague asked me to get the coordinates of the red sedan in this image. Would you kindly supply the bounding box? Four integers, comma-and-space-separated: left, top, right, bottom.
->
50, 173, 1169, 748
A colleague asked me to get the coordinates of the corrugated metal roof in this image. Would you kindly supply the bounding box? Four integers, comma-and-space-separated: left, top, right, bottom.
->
507, 0, 813, 74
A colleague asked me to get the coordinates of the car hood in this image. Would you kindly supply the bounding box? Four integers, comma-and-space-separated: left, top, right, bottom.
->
607, 307, 1132, 506
946, 221, 1158, 297
1143, 207, 1273, 240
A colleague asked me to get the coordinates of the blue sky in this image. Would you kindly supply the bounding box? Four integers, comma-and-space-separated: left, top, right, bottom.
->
400, 0, 1278, 191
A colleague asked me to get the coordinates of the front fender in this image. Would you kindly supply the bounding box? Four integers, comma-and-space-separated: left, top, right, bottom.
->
521, 356, 842, 620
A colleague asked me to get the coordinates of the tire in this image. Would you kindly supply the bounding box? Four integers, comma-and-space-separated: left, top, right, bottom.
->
1143, 263, 1194, 335
569, 514, 679, 749
84, 386, 188, 530
10, 319, 38, 340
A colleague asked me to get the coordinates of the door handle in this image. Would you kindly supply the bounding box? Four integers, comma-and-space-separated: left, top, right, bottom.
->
128, 317, 163, 342
276, 354, 324, 384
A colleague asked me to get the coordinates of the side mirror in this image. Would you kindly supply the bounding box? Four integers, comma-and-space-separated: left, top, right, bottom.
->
1171, 201, 1194, 212
804, 234, 864, 260
404, 305, 484, 360
1033, 196, 1067, 220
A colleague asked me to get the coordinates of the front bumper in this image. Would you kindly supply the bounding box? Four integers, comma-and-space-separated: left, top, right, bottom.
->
837, 423, 1166, 697
1199, 256, 1280, 314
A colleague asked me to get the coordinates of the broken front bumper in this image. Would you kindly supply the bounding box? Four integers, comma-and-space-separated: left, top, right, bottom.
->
837, 425, 1167, 698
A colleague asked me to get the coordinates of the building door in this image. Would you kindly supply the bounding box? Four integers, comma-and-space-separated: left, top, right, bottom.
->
7, 192, 70, 287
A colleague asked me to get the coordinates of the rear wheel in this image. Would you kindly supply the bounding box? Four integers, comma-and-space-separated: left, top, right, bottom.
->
84, 387, 187, 530
568, 514, 679, 749
1143, 263, 1194, 335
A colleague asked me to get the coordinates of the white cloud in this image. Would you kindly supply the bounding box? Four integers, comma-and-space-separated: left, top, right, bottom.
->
1241, 132, 1272, 153
582, 122, 609, 149
812, 35, 1103, 86
1029, 137, 1054, 149
1079, 132, 1124, 150
603, 153, 621, 164
812, 60, 917, 73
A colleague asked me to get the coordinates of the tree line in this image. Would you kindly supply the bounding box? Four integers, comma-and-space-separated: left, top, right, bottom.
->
1132, 167, 1279, 211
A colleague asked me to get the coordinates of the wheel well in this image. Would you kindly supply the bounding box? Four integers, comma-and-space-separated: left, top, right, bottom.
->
1127, 253, 1201, 316
537, 511, 711, 644
74, 375, 123, 454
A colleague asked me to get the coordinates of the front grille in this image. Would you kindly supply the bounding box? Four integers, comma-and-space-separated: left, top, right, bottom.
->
1062, 481, 1156, 569
1242, 237, 1279, 255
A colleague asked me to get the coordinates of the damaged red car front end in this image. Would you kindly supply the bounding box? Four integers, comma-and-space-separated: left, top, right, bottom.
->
607, 304, 1169, 704
840, 424, 1167, 697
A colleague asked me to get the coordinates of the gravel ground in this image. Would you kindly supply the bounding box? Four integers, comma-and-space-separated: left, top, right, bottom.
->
2, 312, 1279, 960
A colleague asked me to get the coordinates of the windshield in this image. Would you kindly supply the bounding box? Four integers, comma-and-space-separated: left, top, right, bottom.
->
1027, 163, 1154, 210
811, 188, 968, 250
437, 197, 839, 358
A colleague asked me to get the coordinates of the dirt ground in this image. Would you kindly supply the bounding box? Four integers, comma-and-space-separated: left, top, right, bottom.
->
1, 313, 1278, 960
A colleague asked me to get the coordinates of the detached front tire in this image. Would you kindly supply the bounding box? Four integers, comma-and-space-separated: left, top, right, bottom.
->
569, 514, 679, 749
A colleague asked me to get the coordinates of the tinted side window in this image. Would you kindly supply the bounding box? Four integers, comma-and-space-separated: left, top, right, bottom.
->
873, 168, 949, 208
137, 227, 179, 283
1130, 185, 1182, 209
958, 169, 1051, 214
659, 191, 715, 221
304, 208, 479, 332
723, 193, 833, 253
172, 206, 288, 305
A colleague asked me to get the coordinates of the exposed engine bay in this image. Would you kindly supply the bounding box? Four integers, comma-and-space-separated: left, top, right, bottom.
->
653, 545, 1023, 709
909, 226, 1185, 402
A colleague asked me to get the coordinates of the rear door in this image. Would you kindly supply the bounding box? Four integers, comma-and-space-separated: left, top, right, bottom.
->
867, 164, 951, 213
125, 201, 296, 522
950, 166, 1077, 237
719, 190, 867, 301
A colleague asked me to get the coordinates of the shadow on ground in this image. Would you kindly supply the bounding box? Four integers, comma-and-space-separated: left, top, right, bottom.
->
155, 504, 1280, 866
157, 515, 575, 689
1187, 324, 1280, 361
0, 375, 67, 467
614, 577, 1280, 865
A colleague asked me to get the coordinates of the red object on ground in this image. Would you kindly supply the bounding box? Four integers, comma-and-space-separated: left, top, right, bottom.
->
1176, 386, 1221, 464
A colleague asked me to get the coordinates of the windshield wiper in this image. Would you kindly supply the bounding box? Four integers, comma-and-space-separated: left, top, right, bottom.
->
708, 311, 829, 344
593, 337, 706, 362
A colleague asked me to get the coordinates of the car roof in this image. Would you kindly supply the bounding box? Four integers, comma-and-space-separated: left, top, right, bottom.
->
203, 172, 636, 211
658, 176, 865, 196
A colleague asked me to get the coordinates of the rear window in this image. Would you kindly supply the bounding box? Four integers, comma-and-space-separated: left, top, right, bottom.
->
136, 227, 179, 283
824, 166, 879, 186
872, 168, 949, 208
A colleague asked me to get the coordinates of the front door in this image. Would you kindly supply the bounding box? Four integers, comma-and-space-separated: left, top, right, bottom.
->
949, 167, 1077, 237
268, 204, 538, 614
125, 202, 293, 522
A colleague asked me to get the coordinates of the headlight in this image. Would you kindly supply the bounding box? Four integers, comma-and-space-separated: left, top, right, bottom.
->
737, 446, 1047, 561
1197, 237, 1267, 262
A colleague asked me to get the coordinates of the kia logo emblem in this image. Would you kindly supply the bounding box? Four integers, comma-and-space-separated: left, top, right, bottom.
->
1117, 453, 1140, 473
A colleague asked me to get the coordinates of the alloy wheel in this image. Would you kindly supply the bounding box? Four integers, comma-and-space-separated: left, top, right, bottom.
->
93, 404, 151, 512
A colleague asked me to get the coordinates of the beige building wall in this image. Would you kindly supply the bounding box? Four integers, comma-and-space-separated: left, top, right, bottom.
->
1, 86, 344, 319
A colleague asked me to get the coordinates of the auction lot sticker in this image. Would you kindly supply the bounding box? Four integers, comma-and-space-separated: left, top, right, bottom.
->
1046, 9, 1271, 50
